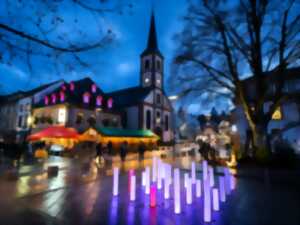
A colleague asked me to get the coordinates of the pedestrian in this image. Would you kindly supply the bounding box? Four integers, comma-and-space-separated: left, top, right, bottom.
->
107, 141, 113, 156
120, 141, 127, 162
138, 141, 146, 160
96, 142, 103, 164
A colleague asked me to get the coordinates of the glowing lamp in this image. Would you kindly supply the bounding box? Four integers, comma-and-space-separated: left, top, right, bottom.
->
191, 162, 196, 184
219, 176, 226, 202
130, 175, 136, 201
203, 178, 211, 222
150, 185, 156, 207
113, 167, 119, 196
186, 177, 192, 204
196, 179, 202, 197
209, 166, 214, 187
212, 188, 220, 211
174, 168, 181, 214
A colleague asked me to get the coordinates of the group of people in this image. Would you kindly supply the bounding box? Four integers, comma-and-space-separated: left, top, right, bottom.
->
95, 141, 147, 164
197, 140, 217, 161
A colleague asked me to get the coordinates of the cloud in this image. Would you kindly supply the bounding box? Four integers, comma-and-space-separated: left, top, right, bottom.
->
117, 62, 135, 75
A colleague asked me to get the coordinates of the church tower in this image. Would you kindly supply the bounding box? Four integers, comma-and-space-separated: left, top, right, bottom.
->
140, 12, 164, 89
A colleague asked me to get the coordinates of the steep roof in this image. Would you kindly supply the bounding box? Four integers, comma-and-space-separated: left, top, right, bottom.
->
141, 12, 163, 58
107, 86, 152, 108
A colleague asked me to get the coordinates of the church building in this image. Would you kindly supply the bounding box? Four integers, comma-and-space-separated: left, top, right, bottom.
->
108, 12, 174, 143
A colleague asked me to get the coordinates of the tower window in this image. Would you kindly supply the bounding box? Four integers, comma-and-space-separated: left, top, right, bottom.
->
145, 60, 150, 70
146, 110, 151, 129
156, 60, 161, 70
156, 93, 161, 104
165, 115, 169, 131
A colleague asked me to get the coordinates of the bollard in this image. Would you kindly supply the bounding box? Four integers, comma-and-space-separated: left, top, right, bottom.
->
113, 167, 119, 196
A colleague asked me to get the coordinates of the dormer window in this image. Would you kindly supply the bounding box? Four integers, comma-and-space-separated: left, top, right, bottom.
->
61, 84, 67, 91
60, 91, 65, 102
145, 59, 150, 70
51, 93, 56, 104
96, 95, 103, 106
107, 97, 113, 108
91, 84, 97, 93
70, 82, 75, 91
83, 92, 91, 104
44, 96, 49, 105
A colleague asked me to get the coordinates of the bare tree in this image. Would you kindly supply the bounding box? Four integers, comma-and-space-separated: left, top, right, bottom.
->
0, 0, 133, 86
172, 0, 300, 156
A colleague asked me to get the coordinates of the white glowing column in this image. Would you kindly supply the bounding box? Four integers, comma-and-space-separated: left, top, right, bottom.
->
219, 176, 226, 202
113, 167, 119, 196
186, 177, 192, 204
203, 178, 211, 222
202, 160, 208, 181
209, 166, 214, 187
130, 175, 136, 201
230, 174, 236, 190
161, 162, 166, 179
157, 160, 162, 190
191, 162, 196, 184
164, 178, 170, 199
184, 173, 189, 188
145, 167, 150, 194
174, 168, 181, 214
152, 157, 157, 182
212, 188, 220, 211
224, 168, 231, 195
196, 179, 202, 197
142, 171, 146, 186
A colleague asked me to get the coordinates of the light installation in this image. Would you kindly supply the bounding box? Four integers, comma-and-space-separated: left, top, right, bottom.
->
174, 168, 181, 214
145, 167, 150, 194
219, 176, 226, 202
51, 93, 56, 104
150, 185, 156, 207
130, 175, 136, 201
203, 178, 211, 222
186, 177, 192, 204
44, 96, 49, 105
96, 95, 103, 106
184, 173, 188, 188
212, 188, 220, 211
113, 167, 119, 196
196, 179, 202, 197
209, 166, 214, 187
191, 162, 196, 184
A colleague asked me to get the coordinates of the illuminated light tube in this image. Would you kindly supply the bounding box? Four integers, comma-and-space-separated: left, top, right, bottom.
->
224, 168, 231, 195
142, 171, 146, 186
174, 168, 181, 214
184, 173, 189, 188
164, 178, 170, 199
212, 188, 220, 211
150, 185, 157, 207
204, 178, 211, 222
113, 167, 119, 196
202, 160, 208, 181
128, 169, 135, 192
219, 176, 226, 202
161, 162, 166, 179
209, 166, 214, 187
230, 175, 236, 190
152, 157, 157, 182
145, 167, 150, 194
130, 175, 136, 201
196, 179, 202, 197
157, 160, 162, 190
191, 162, 196, 184
186, 177, 192, 204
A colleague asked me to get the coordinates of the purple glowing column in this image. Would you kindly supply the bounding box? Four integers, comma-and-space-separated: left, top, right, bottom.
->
209, 166, 214, 187
145, 167, 150, 194
202, 160, 208, 181
157, 160, 162, 190
184, 173, 189, 188
174, 168, 181, 214
186, 177, 192, 204
212, 188, 220, 211
128, 169, 135, 192
203, 178, 211, 222
196, 179, 202, 197
224, 168, 231, 195
113, 167, 119, 196
164, 177, 170, 199
219, 176, 226, 202
130, 175, 136, 201
230, 174, 236, 190
142, 171, 146, 186
152, 157, 157, 182
191, 161, 196, 184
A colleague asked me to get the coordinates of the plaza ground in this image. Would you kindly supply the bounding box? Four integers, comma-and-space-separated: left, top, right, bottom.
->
0, 151, 299, 225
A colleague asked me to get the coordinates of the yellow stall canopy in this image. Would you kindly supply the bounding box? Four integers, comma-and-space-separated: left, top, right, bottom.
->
80, 127, 159, 145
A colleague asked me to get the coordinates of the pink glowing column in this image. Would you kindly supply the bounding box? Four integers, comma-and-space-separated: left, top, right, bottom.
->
184, 173, 189, 188
145, 167, 150, 194
174, 168, 181, 214
152, 157, 157, 182
150, 185, 157, 207
186, 177, 192, 204
113, 167, 119, 196
196, 179, 202, 197
203, 178, 211, 222
191, 162, 196, 184
128, 169, 135, 192
209, 166, 215, 187
130, 175, 136, 201
202, 160, 208, 181
219, 176, 226, 202
212, 188, 220, 211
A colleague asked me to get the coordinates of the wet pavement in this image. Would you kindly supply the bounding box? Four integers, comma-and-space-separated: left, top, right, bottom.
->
0, 152, 300, 225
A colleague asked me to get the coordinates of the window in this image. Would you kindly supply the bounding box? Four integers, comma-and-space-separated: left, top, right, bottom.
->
96, 95, 103, 106
272, 106, 282, 120
18, 116, 23, 128
51, 94, 57, 104
156, 93, 161, 104
107, 97, 113, 108
165, 115, 169, 131
156, 111, 161, 124
70, 82, 75, 91
60, 91, 65, 102
156, 60, 161, 70
83, 92, 91, 104
146, 110, 151, 129
145, 59, 150, 70
91, 84, 97, 93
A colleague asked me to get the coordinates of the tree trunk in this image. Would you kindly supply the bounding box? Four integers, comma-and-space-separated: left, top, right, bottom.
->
251, 123, 270, 161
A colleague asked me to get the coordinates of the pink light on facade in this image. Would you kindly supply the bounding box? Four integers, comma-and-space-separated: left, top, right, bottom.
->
44, 96, 49, 105
70, 82, 75, 91
96, 95, 103, 106
174, 168, 181, 214
60, 91, 65, 102
196, 179, 202, 197
51, 93, 56, 104
213, 188, 220, 211
91, 84, 97, 93
150, 185, 157, 207
113, 167, 119, 196
83, 92, 91, 104
130, 175, 136, 201
107, 97, 113, 108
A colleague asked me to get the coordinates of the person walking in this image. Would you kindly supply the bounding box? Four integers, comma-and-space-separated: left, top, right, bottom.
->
96, 142, 103, 165
120, 141, 127, 162
138, 141, 146, 160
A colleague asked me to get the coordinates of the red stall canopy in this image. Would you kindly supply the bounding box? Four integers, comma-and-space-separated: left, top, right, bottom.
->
27, 126, 79, 141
